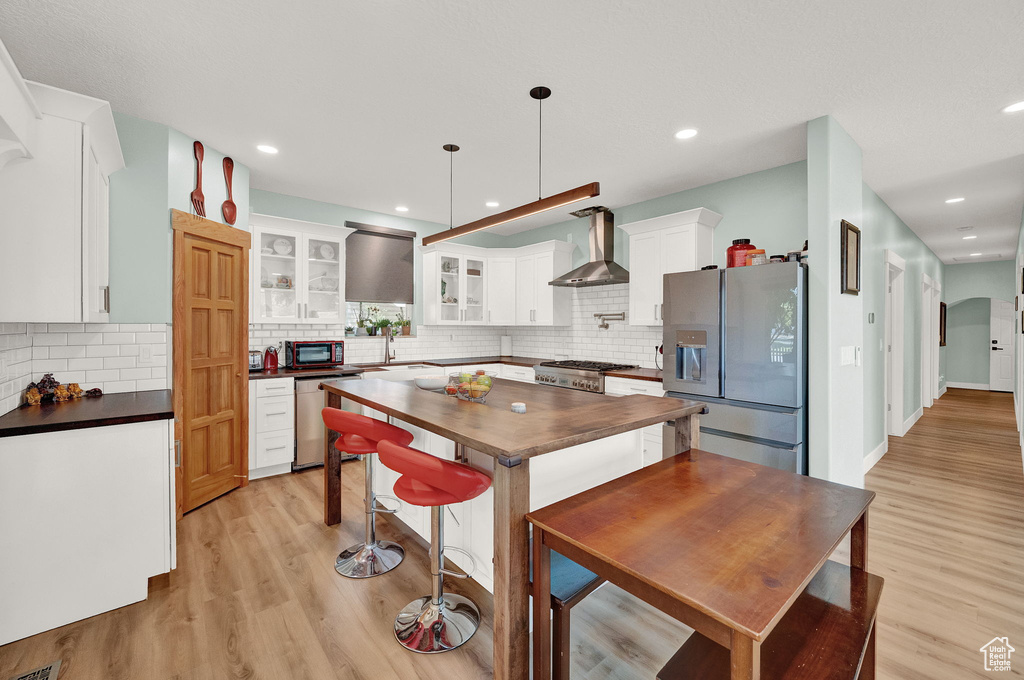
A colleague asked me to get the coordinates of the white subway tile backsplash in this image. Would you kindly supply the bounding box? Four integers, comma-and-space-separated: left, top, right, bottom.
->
120, 367, 152, 380
86, 369, 122, 382
86, 345, 120, 358
103, 356, 136, 369
34, 333, 68, 346
67, 332, 103, 345
102, 332, 135, 344
135, 332, 166, 344
48, 346, 88, 359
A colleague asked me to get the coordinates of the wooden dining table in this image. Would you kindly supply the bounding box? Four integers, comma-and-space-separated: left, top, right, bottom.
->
320, 377, 706, 680
528, 449, 879, 680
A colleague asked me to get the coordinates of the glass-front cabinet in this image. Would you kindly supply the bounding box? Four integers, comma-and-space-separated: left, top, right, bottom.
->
251, 215, 354, 324
425, 247, 487, 325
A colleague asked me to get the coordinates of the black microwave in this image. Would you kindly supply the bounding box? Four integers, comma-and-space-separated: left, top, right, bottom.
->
284, 341, 345, 368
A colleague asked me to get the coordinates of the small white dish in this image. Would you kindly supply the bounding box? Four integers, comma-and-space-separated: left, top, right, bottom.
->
414, 376, 448, 391
319, 243, 336, 260
272, 238, 292, 255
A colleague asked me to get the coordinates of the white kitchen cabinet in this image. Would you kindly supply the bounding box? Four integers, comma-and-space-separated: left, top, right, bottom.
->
515, 242, 574, 326
248, 376, 295, 479
619, 207, 721, 326
422, 245, 490, 326
605, 376, 666, 466
0, 82, 123, 323
251, 213, 354, 324
0, 419, 174, 646
486, 256, 517, 325
499, 365, 536, 383
0, 41, 39, 170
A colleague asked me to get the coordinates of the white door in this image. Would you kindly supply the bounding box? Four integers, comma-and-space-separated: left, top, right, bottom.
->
533, 251, 555, 325
990, 298, 1015, 392
515, 254, 536, 324
629, 231, 661, 325
486, 257, 516, 325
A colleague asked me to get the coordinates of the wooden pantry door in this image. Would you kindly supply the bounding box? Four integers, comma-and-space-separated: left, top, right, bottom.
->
172, 209, 251, 516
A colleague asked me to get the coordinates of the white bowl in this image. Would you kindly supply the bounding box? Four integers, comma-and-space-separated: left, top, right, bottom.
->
414, 375, 448, 391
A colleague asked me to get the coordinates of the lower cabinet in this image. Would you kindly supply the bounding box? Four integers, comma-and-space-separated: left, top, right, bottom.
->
0, 419, 174, 646
498, 364, 536, 383
605, 376, 666, 467
249, 377, 295, 479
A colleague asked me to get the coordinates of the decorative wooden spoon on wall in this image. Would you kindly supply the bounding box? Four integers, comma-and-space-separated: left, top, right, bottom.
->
222, 157, 237, 225
190, 141, 206, 217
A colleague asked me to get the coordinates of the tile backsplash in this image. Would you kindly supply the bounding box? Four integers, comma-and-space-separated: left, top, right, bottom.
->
0, 323, 170, 416
250, 284, 664, 371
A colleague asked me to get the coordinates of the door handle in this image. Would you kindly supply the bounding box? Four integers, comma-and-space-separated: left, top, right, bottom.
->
174, 440, 181, 467
992, 347, 1004, 351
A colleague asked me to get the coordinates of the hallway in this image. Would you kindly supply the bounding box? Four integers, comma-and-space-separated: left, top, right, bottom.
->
866, 388, 1024, 679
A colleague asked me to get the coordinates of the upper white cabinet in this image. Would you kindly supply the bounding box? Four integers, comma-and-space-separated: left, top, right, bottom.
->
251, 214, 354, 324
422, 246, 488, 325
619, 207, 721, 326
515, 242, 573, 326
422, 241, 572, 327
0, 81, 124, 323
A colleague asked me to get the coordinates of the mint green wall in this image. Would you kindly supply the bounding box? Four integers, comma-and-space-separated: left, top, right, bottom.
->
249, 189, 503, 327
861, 185, 944, 457
946, 298, 991, 385
499, 161, 808, 270
109, 113, 171, 323
108, 113, 250, 323
944, 261, 1014, 304
807, 116, 864, 487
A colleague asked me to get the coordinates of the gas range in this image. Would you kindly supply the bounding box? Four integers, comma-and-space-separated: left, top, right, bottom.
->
533, 360, 638, 393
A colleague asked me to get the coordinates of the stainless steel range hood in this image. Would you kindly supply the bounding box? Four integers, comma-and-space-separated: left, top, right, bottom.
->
549, 207, 629, 287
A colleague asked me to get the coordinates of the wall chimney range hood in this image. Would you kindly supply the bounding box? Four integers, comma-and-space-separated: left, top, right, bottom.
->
549, 207, 629, 287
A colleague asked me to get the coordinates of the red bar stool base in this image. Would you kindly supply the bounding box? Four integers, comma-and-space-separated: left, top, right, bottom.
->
336, 539, 406, 579
394, 593, 481, 654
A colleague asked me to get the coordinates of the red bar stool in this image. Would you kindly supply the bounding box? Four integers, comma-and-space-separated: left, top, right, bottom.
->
321, 408, 414, 579
377, 439, 492, 653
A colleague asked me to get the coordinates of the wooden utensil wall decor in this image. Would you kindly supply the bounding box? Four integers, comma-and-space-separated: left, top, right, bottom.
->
222, 157, 237, 225
190, 141, 206, 217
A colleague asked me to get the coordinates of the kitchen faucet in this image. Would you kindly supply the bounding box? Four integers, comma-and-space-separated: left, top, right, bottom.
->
383, 327, 396, 364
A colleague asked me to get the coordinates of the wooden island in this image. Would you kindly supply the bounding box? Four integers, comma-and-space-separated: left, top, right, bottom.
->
320, 377, 705, 680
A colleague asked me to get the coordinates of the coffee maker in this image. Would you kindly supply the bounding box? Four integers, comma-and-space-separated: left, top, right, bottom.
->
263, 345, 279, 371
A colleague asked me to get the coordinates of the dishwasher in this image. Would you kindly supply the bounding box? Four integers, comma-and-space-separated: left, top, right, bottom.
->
294, 376, 362, 471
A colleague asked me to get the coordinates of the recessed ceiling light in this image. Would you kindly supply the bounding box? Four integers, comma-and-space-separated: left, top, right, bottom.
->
674, 128, 698, 140
1002, 100, 1024, 113
963, 235, 977, 240
395, 206, 409, 212
970, 253, 982, 257
485, 201, 500, 208
256, 144, 278, 154
945, 197, 965, 203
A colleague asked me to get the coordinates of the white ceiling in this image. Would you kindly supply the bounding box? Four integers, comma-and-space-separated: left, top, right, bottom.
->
3, 0, 1022, 260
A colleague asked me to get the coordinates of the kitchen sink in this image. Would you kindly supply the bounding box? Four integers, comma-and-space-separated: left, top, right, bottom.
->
379, 364, 432, 370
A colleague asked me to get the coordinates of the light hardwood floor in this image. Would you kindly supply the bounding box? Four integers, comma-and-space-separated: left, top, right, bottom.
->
1, 387, 1022, 678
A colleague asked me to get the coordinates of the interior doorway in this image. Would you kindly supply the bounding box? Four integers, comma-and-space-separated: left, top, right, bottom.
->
990, 298, 1014, 392
921, 274, 941, 409
884, 250, 906, 436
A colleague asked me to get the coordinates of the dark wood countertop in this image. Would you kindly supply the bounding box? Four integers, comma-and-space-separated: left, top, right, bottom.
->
528, 451, 875, 641
0, 389, 174, 438
249, 365, 366, 380
351, 355, 552, 370
321, 377, 703, 462
605, 367, 663, 382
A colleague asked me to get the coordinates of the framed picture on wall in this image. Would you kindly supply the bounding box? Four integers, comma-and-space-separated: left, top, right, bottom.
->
939, 302, 947, 346
840, 220, 861, 295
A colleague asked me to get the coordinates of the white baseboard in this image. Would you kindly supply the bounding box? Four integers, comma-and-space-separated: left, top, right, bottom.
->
864, 439, 888, 473
249, 462, 293, 480
946, 382, 990, 391
938, 385, 947, 397
903, 407, 923, 435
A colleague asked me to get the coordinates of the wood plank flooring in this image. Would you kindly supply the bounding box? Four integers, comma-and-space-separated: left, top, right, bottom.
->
1, 386, 1022, 678
867, 388, 1024, 679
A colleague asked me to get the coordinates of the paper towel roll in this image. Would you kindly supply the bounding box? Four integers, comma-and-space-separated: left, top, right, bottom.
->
500, 335, 512, 356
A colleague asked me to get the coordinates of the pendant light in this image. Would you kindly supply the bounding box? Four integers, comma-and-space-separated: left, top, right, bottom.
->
443, 143, 459, 230
422, 87, 599, 246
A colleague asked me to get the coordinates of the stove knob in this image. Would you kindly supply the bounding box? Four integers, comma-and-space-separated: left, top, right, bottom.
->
572, 380, 579, 387
589, 381, 598, 390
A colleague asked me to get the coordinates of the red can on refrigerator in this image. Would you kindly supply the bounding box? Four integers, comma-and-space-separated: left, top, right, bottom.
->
727, 239, 756, 268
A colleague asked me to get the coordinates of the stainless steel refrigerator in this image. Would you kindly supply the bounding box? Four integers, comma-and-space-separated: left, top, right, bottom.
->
662, 262, 808, 473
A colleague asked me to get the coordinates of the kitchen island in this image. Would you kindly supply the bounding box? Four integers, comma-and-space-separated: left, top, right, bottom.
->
320, 377, 704, 680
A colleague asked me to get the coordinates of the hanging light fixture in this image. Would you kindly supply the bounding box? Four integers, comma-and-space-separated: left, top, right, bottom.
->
443, 143, 459, 230
422, 87, 599, 246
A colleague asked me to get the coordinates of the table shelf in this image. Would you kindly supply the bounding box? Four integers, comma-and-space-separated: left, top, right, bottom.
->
657, 560, 883, 680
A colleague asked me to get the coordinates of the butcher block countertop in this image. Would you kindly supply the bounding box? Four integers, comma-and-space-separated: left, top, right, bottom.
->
0, 389, 174, 438
321, 377, 699, 463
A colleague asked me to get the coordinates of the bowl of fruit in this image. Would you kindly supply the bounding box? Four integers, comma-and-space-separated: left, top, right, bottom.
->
445, 370, 495, 403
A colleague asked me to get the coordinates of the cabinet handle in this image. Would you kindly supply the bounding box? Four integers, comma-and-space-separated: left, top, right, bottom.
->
265, 445, 287, 451
101, 286, 110, 314
267, 411, 287, 416
488, 310, 491, 323
654, 304, 658, 320
629, 386, 646, 392
660, 303, 664, 320
174, 440, 181, 467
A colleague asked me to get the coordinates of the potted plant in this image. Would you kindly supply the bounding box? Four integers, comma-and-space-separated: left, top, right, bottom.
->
376, 317, 393, 336
345, 326, 354, 336
355, 316, 368, 336
396, 310, 412, 336
365, 306, 382, 336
